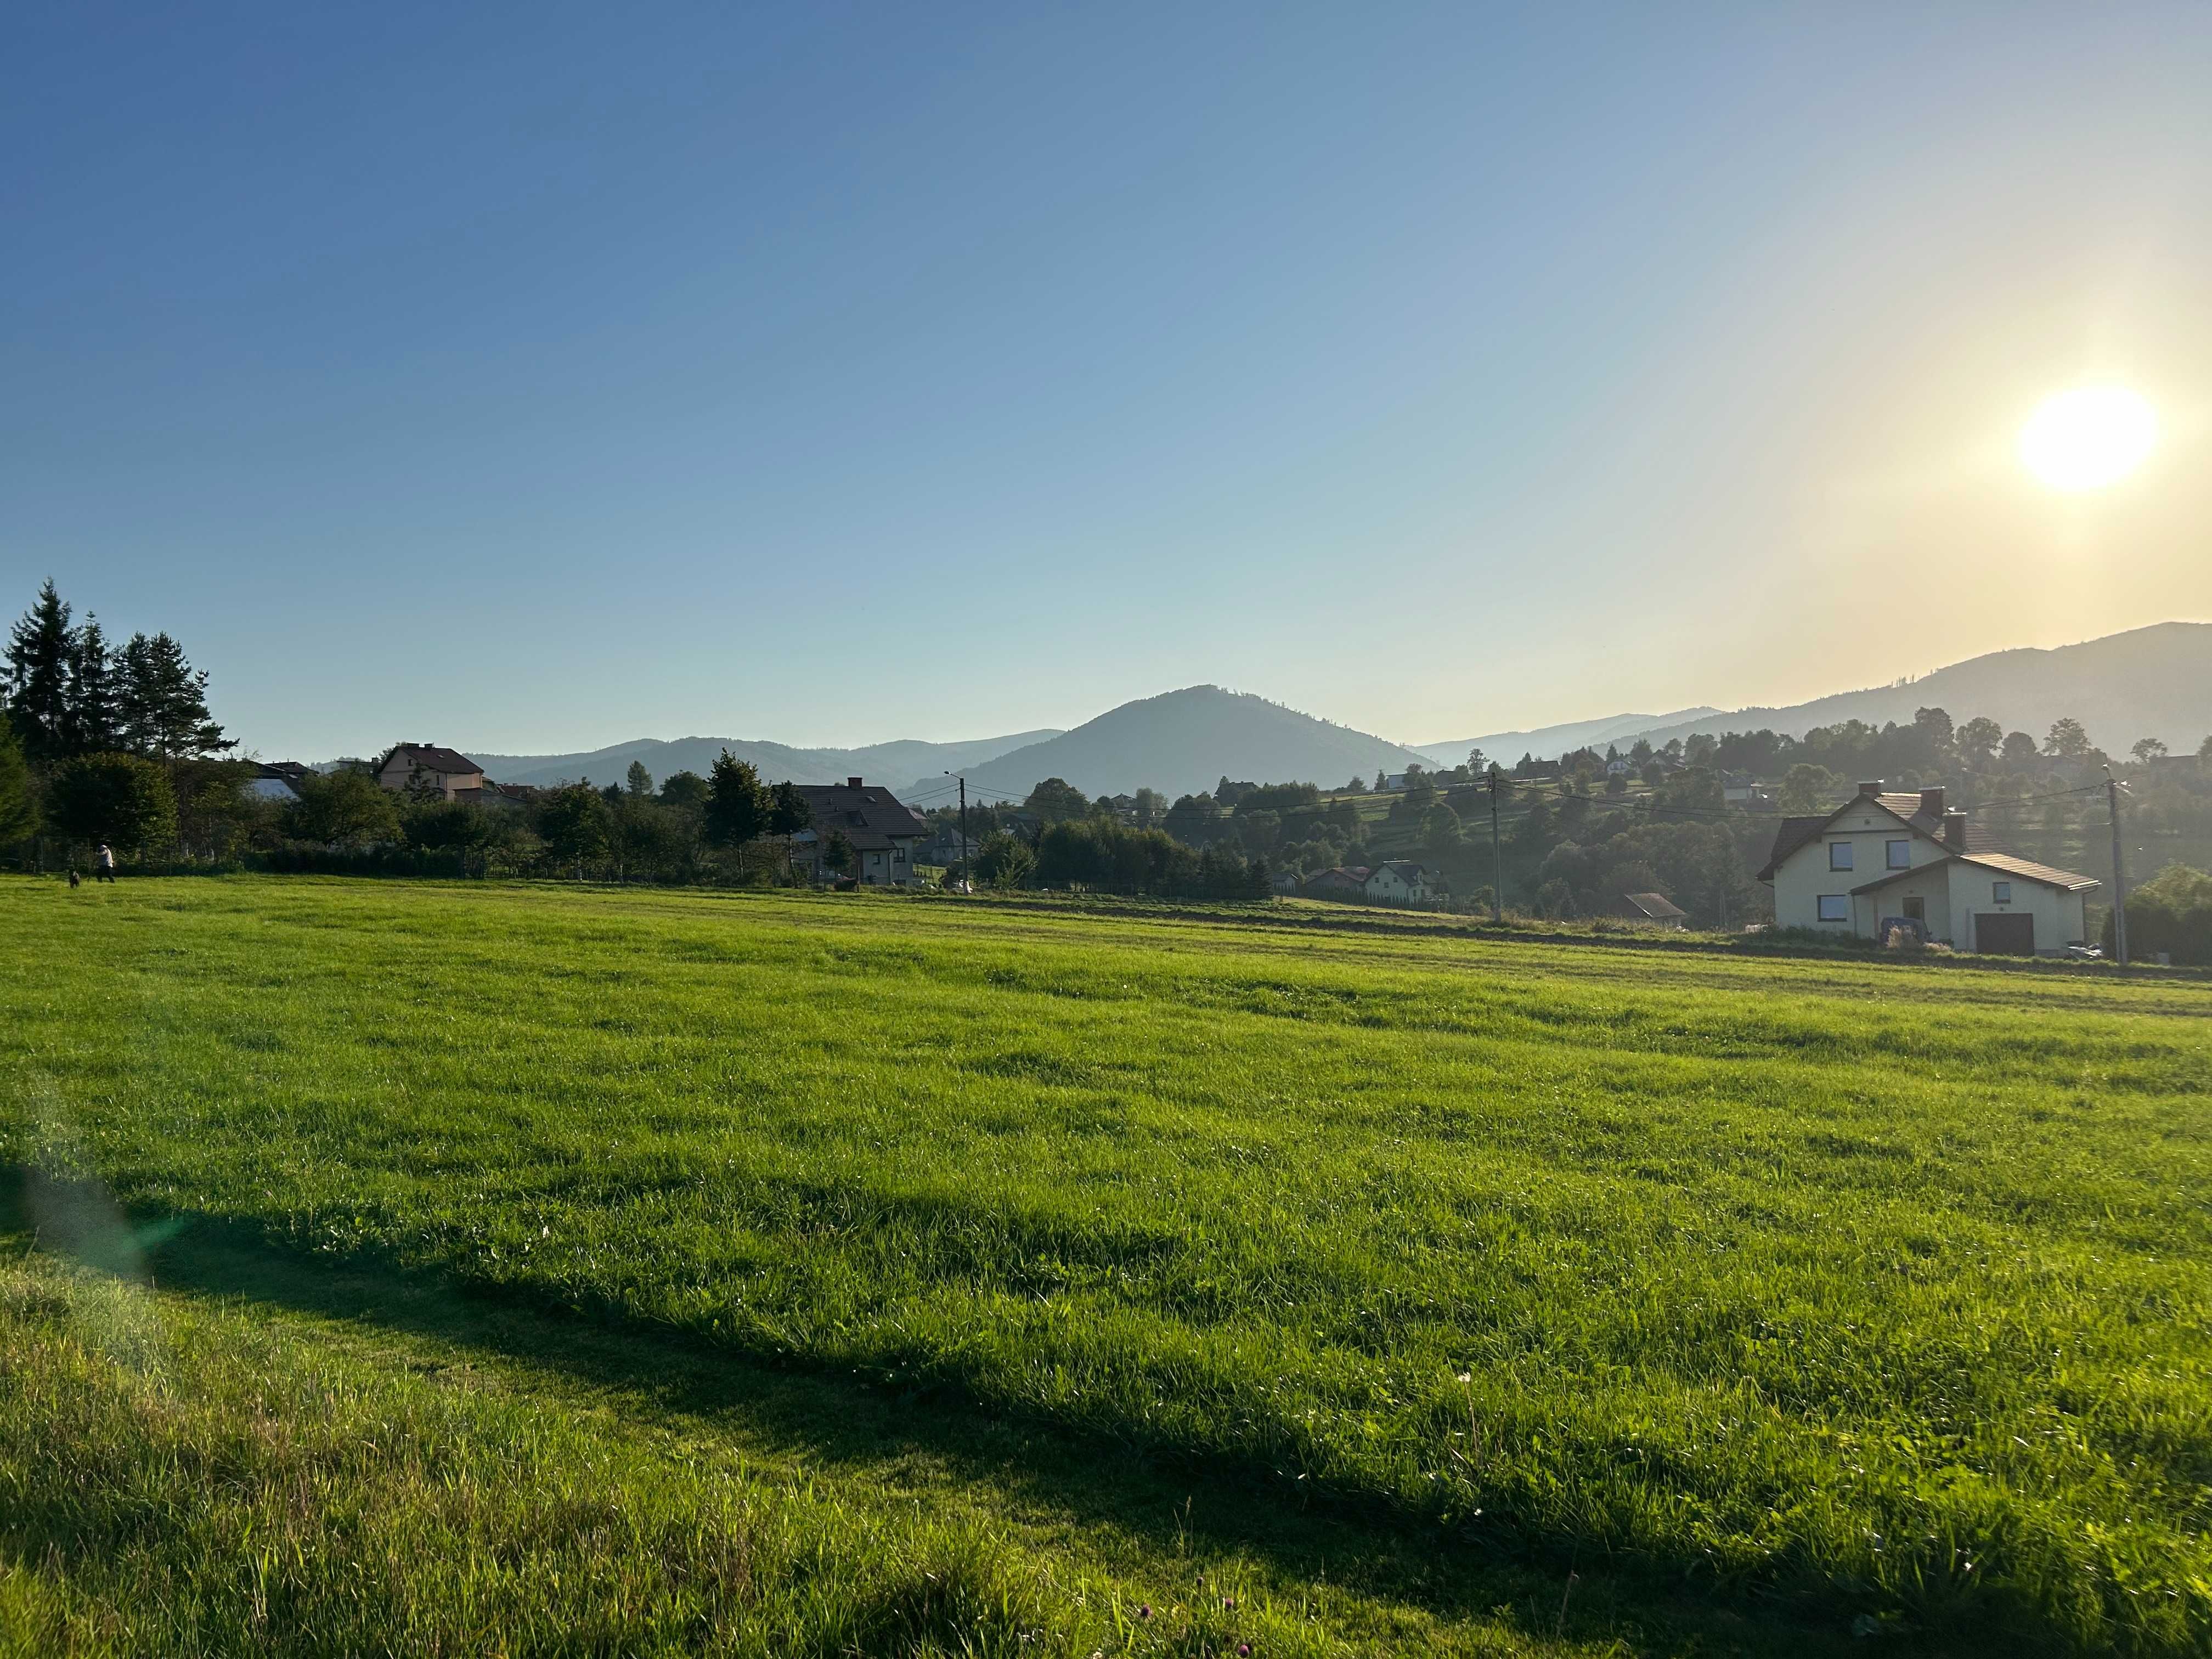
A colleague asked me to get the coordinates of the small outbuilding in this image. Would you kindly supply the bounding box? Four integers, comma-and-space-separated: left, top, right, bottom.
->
1622, 891, 1689, 927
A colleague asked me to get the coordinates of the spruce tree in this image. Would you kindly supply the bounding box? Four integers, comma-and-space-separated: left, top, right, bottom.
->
4, 580, 75, 763
64, 617, 122, 755
0, 720, 35, 844
703, 749, 767, 848
119, 632, 233, 760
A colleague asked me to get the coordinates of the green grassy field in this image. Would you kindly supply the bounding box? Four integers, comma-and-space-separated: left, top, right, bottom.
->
3, 877, 2208, 1656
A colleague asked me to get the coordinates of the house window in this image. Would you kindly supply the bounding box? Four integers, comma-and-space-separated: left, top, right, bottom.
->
1992, 881, 2011, 903
1829, 842, 1854, 871
1887, 839, 1910, 869
1817, 895, 1849, 922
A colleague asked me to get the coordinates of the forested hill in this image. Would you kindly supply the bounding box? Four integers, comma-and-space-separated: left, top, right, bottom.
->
469, 730, 1060, 791
1426, 622, 2212, 765
921, 687, 1430, 803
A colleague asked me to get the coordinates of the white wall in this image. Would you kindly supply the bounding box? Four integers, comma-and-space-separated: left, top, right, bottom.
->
1778, 811, 2092, 951
1773, 804, 1945, 933
1944, 870, 2089, 953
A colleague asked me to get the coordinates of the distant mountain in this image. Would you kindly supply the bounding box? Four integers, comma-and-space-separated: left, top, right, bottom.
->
1410, 709, 1720, 770
917, 686, 1431, 803
469, 730, 1060, 791
1419, 622, 2212, 766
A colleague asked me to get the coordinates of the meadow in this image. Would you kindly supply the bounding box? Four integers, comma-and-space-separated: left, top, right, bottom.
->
2, 877, 2208, 1656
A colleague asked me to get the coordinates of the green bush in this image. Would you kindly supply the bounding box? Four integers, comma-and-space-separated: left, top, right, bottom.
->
2103, 864, 2212, 963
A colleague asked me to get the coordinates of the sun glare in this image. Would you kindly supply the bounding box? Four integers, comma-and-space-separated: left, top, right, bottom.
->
2017, 386, 2157, 491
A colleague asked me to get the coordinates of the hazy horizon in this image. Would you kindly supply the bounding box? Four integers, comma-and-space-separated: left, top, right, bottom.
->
8, 5, 2210, 758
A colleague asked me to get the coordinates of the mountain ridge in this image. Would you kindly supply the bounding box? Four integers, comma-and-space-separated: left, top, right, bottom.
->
1419, 622, 2212, 766
911, 686, 1430, 803
467, 730, 1062, 791
431, 622, 2210, 800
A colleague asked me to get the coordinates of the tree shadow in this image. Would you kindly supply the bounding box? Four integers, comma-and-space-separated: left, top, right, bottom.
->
1, 1167, 1886, 1658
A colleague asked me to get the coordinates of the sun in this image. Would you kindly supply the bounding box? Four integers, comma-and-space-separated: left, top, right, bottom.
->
2017, 386, 2157, 491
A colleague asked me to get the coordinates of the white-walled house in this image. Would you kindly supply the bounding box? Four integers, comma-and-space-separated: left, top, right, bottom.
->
787, 778, 928, 886
1364, 860, 1435, 904
1759, 782, 2097, 955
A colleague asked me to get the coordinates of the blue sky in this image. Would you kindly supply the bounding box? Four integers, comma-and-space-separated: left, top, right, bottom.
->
6, 4, 2209, 758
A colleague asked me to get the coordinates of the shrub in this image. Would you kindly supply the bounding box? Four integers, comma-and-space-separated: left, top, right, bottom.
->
44, 752, 176, 855
2104, 864, 2212, 964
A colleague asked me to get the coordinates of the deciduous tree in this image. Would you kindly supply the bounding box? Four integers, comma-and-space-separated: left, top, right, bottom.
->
2044, 718, 2091, 759
46, 752, 176, 854
284, 770, 401, 847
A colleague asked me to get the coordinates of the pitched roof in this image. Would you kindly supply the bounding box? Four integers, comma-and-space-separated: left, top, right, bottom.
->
1757, 789, 1997, 881
1369, 860, 1429, 881
1304, 866, 1369, 887
1850, 851, 2100, 896
258, 761, 312, 786
1623, 891, 1688, 920
379, 744, 481, 776
788, 782, 926, 852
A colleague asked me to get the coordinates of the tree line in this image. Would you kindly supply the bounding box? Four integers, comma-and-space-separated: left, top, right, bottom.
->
1, 580, 236, 858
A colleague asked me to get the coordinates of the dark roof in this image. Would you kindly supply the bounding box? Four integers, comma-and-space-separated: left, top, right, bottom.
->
1370, 860, 1429, 880
789, 782, 926, 852
1623, 891, 1688, 919
258, 760, 312, 786
1758, 814, 1829, 881
1851, 851, 2100, 897
379, 743, 481, 776
1757, 789, 1999, 881
1304, 866, 1370, 888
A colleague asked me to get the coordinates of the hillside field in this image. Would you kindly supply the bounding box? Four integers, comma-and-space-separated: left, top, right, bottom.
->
2, 877, 2208, 1656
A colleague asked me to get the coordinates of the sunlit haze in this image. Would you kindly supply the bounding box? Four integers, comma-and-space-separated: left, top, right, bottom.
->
5, 5, 2210, 757
2018, 387, 2159, 492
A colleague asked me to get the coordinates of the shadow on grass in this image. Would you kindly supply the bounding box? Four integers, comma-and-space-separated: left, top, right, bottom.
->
2, 1166, 1903, 1659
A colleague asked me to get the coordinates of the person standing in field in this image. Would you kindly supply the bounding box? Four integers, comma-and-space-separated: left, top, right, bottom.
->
94, 843, 116, 883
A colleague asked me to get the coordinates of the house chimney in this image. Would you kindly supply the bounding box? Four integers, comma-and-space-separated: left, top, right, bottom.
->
847, 776, 863, 789
1943, 810, 1967, 849
1857, 779, 1883, 799
1918, 786, 1945, 820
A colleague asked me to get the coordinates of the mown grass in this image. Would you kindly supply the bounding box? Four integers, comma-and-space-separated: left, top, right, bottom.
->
4, 1240, 1604, 1659
3, 876, 2209, 1654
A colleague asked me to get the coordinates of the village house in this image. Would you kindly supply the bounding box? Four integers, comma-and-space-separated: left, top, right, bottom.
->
1301, 865, 1370, 899
1758, 781, 2098, 955
786, 778, 928, 886
373, 743, 486, 800
247, 761, 313, 802
1363, 860, 1434, 904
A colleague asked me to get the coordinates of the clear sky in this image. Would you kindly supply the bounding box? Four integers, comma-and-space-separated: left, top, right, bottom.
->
6, 4, 2209, 758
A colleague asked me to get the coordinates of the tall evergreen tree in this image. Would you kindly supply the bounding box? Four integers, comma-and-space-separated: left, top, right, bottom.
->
4, 580, 75, 763
703, 750, 767, 848
0, 720, 35, 844
118, 632, 233, 760
64, 617, 122, 755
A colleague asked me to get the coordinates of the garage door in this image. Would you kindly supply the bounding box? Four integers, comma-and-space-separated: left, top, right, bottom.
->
1976, 912, 2035, 955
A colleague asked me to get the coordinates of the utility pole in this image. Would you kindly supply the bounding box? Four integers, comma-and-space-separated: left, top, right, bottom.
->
1487, 765, 1504, 923
946, 771, 968, 893
2107, 771, 2129, 969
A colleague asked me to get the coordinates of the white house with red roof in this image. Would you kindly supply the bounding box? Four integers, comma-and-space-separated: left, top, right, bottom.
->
1758, 781, 2097, 955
